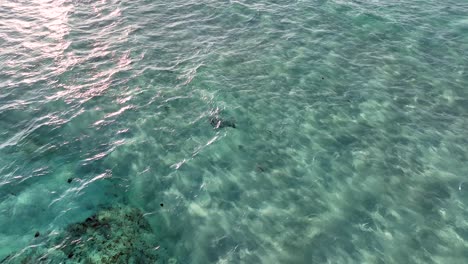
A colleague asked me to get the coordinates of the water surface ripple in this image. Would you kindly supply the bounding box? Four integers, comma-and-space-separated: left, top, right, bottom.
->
1, 0, 468, 263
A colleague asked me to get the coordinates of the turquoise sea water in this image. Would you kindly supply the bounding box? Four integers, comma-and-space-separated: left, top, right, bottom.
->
1, 0, 468, 263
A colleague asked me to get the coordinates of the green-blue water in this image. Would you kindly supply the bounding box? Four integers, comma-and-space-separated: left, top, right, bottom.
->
1, 0, 468, 263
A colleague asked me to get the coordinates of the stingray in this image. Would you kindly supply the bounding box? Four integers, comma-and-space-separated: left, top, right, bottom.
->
210, 116, 236, 129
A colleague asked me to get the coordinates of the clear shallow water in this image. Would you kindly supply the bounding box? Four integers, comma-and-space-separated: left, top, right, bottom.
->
1, 0, 468, 263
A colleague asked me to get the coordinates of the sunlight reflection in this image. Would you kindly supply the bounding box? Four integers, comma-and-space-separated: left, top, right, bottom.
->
0, 0, 72, 74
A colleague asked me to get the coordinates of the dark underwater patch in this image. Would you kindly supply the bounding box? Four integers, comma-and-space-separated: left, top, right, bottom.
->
2, 205, 161, 264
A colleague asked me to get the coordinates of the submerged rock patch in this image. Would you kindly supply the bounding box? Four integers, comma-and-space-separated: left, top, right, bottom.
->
2, 206, 162, 264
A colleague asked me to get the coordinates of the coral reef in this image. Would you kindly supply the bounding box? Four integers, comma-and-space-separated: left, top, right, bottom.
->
2, 206, 162, 264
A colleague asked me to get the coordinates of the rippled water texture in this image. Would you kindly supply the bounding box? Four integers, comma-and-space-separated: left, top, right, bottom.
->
1, 0, 468, 263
